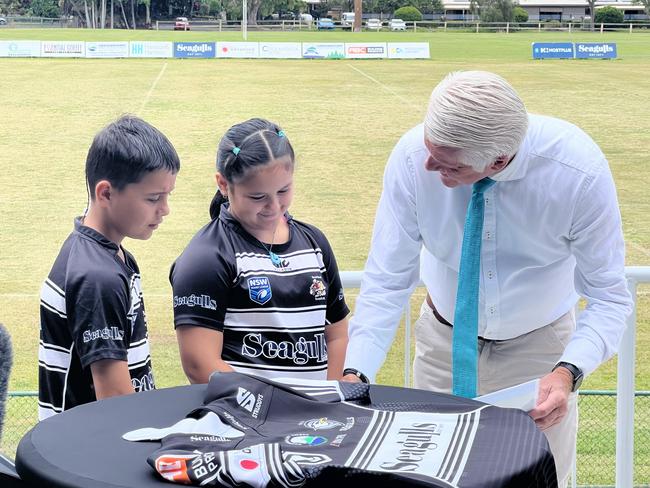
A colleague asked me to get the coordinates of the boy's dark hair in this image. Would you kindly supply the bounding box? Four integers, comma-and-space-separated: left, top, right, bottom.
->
86, 115, 180, 199
209, 118, 295, 220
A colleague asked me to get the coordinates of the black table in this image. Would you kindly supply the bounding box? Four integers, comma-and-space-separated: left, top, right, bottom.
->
16, 383, 555, 488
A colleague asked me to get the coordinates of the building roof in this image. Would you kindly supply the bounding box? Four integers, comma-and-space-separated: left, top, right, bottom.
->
443, 0, 641, 7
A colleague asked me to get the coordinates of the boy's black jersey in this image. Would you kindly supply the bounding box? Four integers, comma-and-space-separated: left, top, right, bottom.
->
38, 218, 154, 420
124, 373, 556, 488
170, 205, 349, 380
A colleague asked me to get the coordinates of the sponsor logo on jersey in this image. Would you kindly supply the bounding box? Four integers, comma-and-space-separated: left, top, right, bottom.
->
300, 417, 353, 431
338, 290, 344, 301
248, 277, 272, 305
331, 433, 347, 447
285, 434, 328, 446
173, 294, 217, 310
309, 277, 327, 300
283, 452, 332, 466
132, 371, 155, 392
82, 326, 124, 343
190, 435, 231, 443
240, 459, 259, 470
378, 422, 443, 472
236, 387, 264, 418
241, 333, 327, 365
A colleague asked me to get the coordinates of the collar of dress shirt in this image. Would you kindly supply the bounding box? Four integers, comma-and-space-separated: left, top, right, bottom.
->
489, 118, 532, 183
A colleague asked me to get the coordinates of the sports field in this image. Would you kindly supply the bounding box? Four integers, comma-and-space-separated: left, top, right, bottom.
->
1, 29, 649, 479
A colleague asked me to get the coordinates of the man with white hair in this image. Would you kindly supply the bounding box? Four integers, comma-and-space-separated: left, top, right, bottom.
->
343, 71, 631, 486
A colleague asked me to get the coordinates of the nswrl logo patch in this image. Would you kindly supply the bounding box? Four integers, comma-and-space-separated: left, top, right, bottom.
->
248, 277, 272, 305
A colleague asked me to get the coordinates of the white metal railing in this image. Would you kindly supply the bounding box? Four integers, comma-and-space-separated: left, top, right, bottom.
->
340, 266, 649, 488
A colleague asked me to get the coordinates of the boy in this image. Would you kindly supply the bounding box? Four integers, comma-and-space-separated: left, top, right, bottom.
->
38, 115, 180, 420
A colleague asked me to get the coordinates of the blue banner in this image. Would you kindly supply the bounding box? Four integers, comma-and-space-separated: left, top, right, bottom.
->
575, 43, 617, 59
532, 43, 574, 59
174, 42, 216, 59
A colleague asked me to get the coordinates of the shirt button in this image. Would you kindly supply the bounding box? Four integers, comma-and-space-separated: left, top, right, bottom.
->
488, 306, 496, 315
485, 231, 491, 239
488, 270, 494, 279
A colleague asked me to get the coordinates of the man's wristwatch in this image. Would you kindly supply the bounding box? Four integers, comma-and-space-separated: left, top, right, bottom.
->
343, 368, 369, 384
552, 361, 584, 392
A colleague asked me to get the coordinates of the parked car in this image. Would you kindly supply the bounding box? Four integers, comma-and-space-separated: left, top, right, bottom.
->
0, 17, 7, 25
317, 17, 335, 30
173, 17, 190, 30
341, 11, 355, 29
389, 18, 407, 30
366, 18, 383, 30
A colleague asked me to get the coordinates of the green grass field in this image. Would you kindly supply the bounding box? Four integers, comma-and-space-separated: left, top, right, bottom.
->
1, 28, 649, 482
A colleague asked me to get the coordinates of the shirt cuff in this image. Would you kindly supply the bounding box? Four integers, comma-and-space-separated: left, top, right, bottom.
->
344, 340, 387, 383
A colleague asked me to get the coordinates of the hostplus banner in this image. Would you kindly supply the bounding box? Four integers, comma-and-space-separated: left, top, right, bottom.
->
532, 42, 574, 59
174, 42, 215, 59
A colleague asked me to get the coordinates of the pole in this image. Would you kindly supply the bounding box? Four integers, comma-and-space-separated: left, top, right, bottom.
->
242, 0, 247, 40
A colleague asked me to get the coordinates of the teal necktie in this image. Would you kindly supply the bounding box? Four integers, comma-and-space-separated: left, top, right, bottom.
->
452, 177, 496, 398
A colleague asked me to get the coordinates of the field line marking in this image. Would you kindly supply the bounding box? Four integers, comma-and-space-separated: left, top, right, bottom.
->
347, 64, 419, 109
138, 63, 168, 115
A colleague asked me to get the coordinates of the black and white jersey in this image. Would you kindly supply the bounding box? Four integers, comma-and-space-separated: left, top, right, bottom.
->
170, 206, 349, 380
38, 218, 155, 420
124, 373, 556, 488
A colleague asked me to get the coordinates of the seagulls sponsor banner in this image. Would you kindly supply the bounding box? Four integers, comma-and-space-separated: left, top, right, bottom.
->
216, 42, 260, 58
41, 41, 85, 58
174, 42, 216, 59
302, 43, 345, 59
129, 41, 173, 58
344, 43, 387, 59
575, 43, 617, 59
387, 42, 430, 59
85, 41, 129, 58
259, 42, 302, 59
0, 40, 41, 57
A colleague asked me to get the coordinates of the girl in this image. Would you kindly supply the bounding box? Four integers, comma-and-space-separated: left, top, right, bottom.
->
171, 118, 349, 383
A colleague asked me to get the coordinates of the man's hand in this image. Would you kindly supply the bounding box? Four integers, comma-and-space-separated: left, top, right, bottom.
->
341, 373, 362, 383
528, 368, 573, 430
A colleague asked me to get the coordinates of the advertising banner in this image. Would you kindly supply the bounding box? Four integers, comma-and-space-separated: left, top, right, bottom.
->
41, 41, 85, 58
85, 41, 129, 58
0, 40, 41, 57
216, 42, 260, 58
345, 43, 387, 59
575, 43, 617, 59
174, 42, 216, 59
129, 41, 173, 58
387, 42, 430, 59
532, 42, 574, 59
259, 42, 302, 59
302, 43, 345, 59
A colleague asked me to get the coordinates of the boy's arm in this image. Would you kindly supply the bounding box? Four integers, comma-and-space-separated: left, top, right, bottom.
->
176, 326, 234, 384
325, 318, 349, 380
90, 359, 135, 399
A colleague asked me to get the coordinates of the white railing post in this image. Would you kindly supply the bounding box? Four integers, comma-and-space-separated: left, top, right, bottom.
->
404, 304, 412, 387
616, 268, 640, 488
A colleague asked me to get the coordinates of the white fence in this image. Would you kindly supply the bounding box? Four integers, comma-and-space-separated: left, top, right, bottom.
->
340, 266, 649, 488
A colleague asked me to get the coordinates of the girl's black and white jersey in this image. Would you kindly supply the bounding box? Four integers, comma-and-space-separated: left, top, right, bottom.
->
170, 206, 349, 380
124, 373, 557, 488
38, 219, 155, 420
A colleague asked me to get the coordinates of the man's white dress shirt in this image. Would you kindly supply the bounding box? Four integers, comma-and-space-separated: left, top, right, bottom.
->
347, 114, 632, 382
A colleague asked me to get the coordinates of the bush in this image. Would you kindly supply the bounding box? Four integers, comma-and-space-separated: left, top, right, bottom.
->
393, 6, 423, 22
513, 6, 528, 22
594, 6, 624, 24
